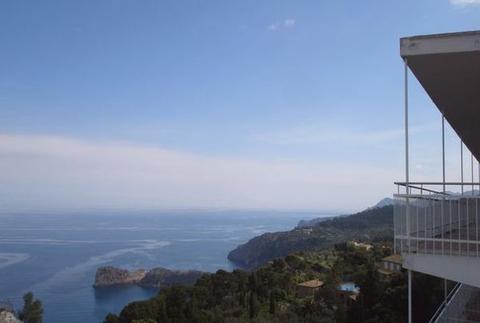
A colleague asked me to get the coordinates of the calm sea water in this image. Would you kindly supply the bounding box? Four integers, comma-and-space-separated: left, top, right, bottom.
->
0, 210, 323, 323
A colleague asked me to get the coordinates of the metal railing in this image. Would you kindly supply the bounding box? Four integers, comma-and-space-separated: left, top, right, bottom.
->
434, 284, 480, 322
394, 182, 480, 257
429, 282, 462, 323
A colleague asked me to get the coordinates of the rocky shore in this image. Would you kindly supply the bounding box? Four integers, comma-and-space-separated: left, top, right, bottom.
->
93, 266, 204, 288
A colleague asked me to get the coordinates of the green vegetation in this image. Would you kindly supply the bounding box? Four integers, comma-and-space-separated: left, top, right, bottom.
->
105, 242, 412, 323
105, 206, 447, 322
227, 205, 394, 269
18, 292, 43, 323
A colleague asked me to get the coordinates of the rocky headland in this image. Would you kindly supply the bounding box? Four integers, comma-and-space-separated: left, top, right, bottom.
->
227, 205, 394, 269
93, 266, 204, 288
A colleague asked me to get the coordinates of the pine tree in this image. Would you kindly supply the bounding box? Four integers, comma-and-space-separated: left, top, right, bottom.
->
159, 298, 168, 323
249, 291, 259, 319
248, 272, 258, 294
18, 292, 43, 323
239, 291, 246, 308
104, 313, 120, 323
269, 290, 276, 315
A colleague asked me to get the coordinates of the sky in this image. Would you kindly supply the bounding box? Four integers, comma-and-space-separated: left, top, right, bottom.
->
1, 0, 480, 213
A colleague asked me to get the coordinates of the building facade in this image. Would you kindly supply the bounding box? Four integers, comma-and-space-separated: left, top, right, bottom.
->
395, 30, 480, 322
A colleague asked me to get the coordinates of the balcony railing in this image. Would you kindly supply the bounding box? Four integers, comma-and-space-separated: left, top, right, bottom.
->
394, 182, 480, 257
433, 283, 480, 323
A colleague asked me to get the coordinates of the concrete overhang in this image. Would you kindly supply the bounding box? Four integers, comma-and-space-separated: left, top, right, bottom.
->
403, 254, 480, 288
400, 31, 480, 160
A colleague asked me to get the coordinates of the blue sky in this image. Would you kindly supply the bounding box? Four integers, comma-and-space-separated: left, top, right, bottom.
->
1, 0, 480, 212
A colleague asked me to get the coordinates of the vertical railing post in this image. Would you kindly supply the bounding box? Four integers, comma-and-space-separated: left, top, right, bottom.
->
472, 153, 474, 195
467, 194, 470, 256
450, 199, 452, 255
415, 195, 420, 253
425, 196, 427, 254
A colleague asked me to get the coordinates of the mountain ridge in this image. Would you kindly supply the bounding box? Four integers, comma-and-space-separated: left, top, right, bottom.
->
296, 197, 394, 228
228, 204, 393, 269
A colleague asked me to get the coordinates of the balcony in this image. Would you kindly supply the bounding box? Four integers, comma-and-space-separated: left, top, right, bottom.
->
394, 182, 480, 287
394, 182, 480, 257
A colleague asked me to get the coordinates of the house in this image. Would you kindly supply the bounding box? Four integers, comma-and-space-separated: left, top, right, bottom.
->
296, 279, 324, 298
350, 241, 373, 251
379, 254, 402, 274
336, 282, 359, 304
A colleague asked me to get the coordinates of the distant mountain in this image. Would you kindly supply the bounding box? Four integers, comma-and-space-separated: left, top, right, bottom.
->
296, 215, 336, 228
228, 205, 393, 269
296, 197, 394, 229
370, 197, 395, 209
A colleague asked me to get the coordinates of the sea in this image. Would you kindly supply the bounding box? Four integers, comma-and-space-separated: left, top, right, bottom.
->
0, 210, 324, 323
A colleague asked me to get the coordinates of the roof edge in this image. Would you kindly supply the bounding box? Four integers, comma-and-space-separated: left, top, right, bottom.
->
400, 30, 480, 57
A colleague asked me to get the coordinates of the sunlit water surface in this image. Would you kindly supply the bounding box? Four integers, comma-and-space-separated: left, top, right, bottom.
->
0, 210, 324, 322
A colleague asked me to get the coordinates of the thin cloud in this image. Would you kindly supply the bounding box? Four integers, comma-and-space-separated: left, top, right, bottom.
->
450, 0, 480, 6
0, 133, 397, 212
284, 19, 296, 27
267, 23, 279, 31
267, 18, 296, 31
253, 123, 437, 146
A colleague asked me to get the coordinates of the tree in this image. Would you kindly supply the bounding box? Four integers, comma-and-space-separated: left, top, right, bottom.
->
316, 272, 338, 306
159, 298, 168, 323
249, 291, 259, 319
104, 313, 120, 323
239, 291, 247, 308
357, 260, 381, 312
269, 290, 276, 315
18, 292, 43, 323
248, 272, 258, 294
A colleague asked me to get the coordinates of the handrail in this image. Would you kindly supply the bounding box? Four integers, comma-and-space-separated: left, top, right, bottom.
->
398, 184, 450, 196
393, 194, 479, 201
428, 282, 462, 323
395, 182, 480, 186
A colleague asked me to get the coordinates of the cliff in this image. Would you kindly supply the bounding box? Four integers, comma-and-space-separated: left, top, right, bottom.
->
94, 266, 204, 288
228, 205, 393, 269
139, 268, 203, 288
0, 310, 22, 323
94, 266, 146, 287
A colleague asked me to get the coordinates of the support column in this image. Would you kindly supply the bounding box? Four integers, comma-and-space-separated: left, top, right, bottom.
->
442, 115, 445, 255
461, 141, 464, 195
404, 59, 410, 253
460, 141, 463, 255
442, 116, 448, 300
442, 116, 446, 195
404, 58, 412, 323
408, 269, 412, 323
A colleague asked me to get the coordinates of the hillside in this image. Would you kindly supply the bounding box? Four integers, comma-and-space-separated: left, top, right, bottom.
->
105, 242, 444, 323
227, 205, 393, 269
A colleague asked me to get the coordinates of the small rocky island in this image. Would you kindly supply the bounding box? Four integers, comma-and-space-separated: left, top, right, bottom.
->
94, 266, 204, 288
